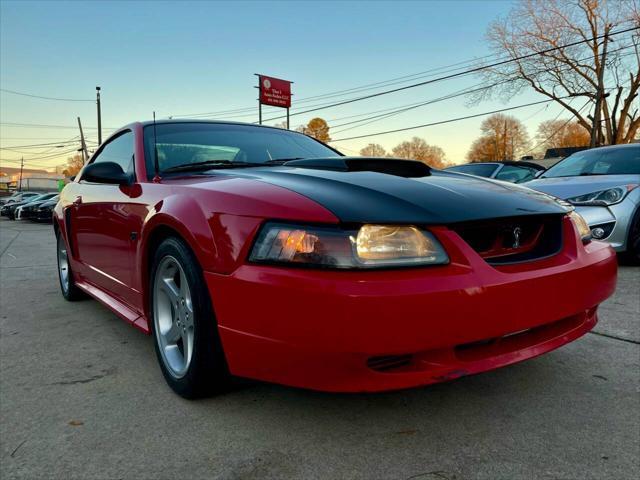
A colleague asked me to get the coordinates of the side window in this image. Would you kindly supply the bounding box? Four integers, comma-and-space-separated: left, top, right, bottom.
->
452, 164, 499, 177
90, 131, 134, 175
495, 165, 536, 183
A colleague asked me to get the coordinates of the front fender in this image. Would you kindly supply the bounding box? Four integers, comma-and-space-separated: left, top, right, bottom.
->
138, 194, 217, 275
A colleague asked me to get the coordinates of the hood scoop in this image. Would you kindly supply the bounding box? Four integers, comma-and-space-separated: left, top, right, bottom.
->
284, 157, 431, 178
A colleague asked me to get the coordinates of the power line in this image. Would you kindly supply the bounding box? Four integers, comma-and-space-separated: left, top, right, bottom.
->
525, 99, 592, 155
329, 98, 570, 143
257, 26, 638, 123
0, 138, 79, 149
141, 37, 640, 128
1, 147, 79, 162
0, 145, 77, 154
0, 122, 115, 130
171, 27, 638, 120
327, 44, 637, 136
0, 158, 54, 168
0, 136, 84, 140
172, 24, 637, 119
0, 88, 94, 102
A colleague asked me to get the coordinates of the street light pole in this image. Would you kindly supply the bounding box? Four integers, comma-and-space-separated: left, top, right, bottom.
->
96, 86, 102, 145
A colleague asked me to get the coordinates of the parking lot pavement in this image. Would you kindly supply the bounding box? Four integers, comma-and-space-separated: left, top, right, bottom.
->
0, 220, 638, 480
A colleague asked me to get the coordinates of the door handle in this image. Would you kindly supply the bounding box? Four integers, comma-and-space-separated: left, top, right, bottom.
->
72, 196, 82, 206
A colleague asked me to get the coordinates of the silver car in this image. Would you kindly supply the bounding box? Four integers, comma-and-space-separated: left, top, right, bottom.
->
445, 161, 545, 183
527, 143, 640, 261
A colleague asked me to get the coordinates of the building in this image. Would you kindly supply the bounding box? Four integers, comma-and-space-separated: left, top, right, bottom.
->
0, 166, 63, 192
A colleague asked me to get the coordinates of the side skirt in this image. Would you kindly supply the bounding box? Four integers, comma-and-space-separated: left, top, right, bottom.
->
75, 279, 150, 334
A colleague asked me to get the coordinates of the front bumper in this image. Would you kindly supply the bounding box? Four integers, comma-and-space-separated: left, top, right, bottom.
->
206, 217, 617, 392
34, 209, 53, 221
575, 194, 639, 252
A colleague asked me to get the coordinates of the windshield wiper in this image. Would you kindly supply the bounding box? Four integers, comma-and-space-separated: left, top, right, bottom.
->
163, 160, 264, 173
263, 157, 305, 164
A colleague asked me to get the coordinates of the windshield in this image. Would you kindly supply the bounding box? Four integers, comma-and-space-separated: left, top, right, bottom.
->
447, 163, 499, 177
542, 146, 640, 178
143, 123, 341, 177
26, 194, 52, 203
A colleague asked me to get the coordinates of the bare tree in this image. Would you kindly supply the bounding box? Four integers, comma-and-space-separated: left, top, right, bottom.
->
534, 119, 591, 155
391, 137, 447, 168
359, 143, 387, 157
477, 0, 640, 145
466, 114, 530, 161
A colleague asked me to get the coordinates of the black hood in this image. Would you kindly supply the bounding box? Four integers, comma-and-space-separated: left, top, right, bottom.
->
213, 158, 569, 224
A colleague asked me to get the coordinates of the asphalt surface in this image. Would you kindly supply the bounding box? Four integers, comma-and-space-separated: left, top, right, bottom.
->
1, 219, 638, 480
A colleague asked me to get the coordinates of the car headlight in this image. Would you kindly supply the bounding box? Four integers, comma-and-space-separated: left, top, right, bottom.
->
567, 210, 591, 241
567, 185, 637, 206
249, 223, 449, 268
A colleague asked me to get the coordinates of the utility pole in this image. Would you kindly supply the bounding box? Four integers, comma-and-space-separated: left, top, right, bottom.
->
590, 25, 610, 148
77, 117, 89, 163
18, 157, 24, 191
96, 86, 102, 145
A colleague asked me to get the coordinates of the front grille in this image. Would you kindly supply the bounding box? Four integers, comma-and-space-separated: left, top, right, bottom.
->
451, 214, 563, 265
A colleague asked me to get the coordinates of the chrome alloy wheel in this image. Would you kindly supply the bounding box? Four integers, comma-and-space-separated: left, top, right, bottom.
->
57, 234, 70, 294
153, 255, 195, 378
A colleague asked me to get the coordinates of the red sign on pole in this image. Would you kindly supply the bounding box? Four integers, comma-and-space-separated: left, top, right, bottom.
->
259, 75, 292, 108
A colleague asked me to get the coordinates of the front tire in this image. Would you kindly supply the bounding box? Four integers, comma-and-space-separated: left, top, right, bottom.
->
149, 237, 230, 398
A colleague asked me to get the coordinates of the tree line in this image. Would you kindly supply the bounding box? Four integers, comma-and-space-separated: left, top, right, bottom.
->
283, 117, 449, 168
464, 113, 592, 162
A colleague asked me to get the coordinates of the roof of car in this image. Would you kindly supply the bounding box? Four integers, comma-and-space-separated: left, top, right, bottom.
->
580, 143, 639, 151
135, 119, 293, 132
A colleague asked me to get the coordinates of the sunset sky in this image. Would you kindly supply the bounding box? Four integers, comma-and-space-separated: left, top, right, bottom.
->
1, 0, 574, 171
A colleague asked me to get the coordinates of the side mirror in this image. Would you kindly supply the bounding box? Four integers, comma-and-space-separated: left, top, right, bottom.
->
81, 162, 131, 185
534, 170, 545, 178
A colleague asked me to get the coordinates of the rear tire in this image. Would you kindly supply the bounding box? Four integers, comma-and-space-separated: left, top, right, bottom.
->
56, 232, 85, 301
149, 236, 230, 398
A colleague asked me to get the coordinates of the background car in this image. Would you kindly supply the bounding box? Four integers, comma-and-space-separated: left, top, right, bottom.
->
33, 197, 59, 222
16, 193, 59, 220
444, 161, 545, 183
0, 191, 38, 206
2, 192, 56, 220
527, 143, 640, 261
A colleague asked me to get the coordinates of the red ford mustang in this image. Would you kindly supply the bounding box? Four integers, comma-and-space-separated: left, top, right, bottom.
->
54, 121, 617, 398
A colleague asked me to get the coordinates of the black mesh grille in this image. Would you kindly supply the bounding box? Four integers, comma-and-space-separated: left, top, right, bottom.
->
451, 214, 564, 265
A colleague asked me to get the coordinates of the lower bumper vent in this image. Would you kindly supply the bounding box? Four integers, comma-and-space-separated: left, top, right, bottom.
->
367, 354, 413, 372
